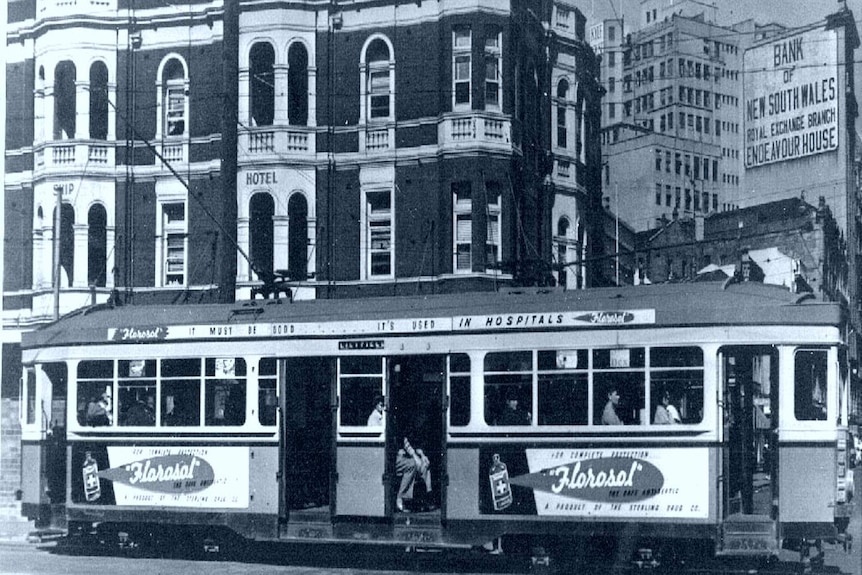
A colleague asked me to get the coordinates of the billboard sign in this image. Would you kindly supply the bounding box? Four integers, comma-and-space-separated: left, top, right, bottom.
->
744, 29, 838, 169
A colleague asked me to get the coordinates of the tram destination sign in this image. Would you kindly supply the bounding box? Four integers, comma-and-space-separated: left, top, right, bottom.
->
743, 28, 839, 168
106, 309, 656, 341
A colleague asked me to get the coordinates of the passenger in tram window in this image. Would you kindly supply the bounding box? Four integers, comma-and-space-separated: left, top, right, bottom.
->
124, 394, 155, 426
602, 388, 623, 425
86, 391, 112, 426
654, 391, 680, 424
163, 395, 186, 426
395, 437, 432, 512
367, 395, 385, 426
495, 390, 531, 426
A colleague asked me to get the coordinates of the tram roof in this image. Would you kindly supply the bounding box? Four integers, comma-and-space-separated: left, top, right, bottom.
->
21, 281, 843, 350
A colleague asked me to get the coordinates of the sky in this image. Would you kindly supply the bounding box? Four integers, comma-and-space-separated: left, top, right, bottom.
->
585, 0, 862, 30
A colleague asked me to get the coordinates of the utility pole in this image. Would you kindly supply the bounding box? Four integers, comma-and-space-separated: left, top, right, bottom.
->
53, 184, 62, 320
219, 0, 239, 303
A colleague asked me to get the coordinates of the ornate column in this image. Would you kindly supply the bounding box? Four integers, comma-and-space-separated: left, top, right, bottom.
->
237, 216, 250, 282
105, 226, 116, 288
76, 80, 90, 140
73, 223, 88, 287
273, 214, 289, 272
273, 64, 288, 124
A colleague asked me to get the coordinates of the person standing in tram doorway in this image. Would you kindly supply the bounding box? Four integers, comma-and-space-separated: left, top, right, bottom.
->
395, 437, 432, 512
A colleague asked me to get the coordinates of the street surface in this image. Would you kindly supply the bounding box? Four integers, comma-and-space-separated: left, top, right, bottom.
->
0, 536, 858, 575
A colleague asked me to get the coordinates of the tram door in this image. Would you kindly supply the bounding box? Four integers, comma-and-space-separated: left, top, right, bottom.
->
720, 346, 778, 519
387, 355, 446, 515
20, 363, 67, 529
281, 358, 334, 517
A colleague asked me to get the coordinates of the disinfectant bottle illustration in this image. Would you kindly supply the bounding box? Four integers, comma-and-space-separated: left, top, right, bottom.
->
489, 453, 512, 511
82, 451, 101, 502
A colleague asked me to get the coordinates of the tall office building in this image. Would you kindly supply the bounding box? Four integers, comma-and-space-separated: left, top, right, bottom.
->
600, 0, 782, 232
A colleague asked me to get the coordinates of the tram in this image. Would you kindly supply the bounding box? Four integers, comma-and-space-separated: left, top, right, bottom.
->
18, 280, 854, 564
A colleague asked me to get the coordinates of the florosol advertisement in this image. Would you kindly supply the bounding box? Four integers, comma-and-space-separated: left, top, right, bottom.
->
479, 446, 709, 519
72, 445, 249, 508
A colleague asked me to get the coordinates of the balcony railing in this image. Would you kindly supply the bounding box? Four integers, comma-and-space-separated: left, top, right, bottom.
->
364, 128, 390, 152
35, 141, 116, 172
439, 114, 511, 151
241, 126, 314, 162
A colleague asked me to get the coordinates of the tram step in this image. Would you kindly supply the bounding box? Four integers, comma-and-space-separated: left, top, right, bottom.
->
717, 515, 777, 556
393, 511, 441, 528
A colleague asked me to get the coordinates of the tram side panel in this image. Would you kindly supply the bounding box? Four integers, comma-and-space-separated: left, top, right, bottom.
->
446, 443, 719, 543
67, 441, 281, 540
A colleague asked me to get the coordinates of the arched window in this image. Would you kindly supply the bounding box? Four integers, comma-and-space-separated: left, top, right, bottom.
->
88, 204, 107, 287
89, 62, 109, 140
288, 194, 308, 281
54, 61, 76, 139
288, 43, 308, 126
161, 58, 187, 137
364, 38, 392, 121
249, 42, 275, 126
556, 79, 569, 149
556, 217, 571, 288
249, 193, 274, 279
55, 203, 75, 286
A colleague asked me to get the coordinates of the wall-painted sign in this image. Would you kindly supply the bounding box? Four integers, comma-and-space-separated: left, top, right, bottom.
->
479, 447, 708, 519
589, 22, 604, 53
744, 29, 839, 168
101, 446, 249, 508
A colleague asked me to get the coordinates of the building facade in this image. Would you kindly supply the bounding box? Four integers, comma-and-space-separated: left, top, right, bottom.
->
600, 2, 783, 233
2, 0, 603, 510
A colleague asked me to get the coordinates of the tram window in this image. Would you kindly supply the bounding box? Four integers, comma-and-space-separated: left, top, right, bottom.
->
650, 371, 703, 424
341, 356, 383, 374
161, 358, 201, 426
339, 357, 384, 427
25, 369, 36, 425
651, 346, 702, 367
650, 347, 703, 425
539, 374, 588, 425
593, 371, 645, 425
77, 360, 114, 426
593, 347, 645, 369
538, 349, 588, 370
449, 353, 471, 427
794, 350, 828, 421
118, 360, 156, 427
485, 352, 533, 426
485, 351, 532, 372
259, 358, 278, 426
204, 358, 247, 426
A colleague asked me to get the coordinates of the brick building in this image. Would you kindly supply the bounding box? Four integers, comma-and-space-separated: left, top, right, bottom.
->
2, 0, 604, 511
636, 196, 846, 303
